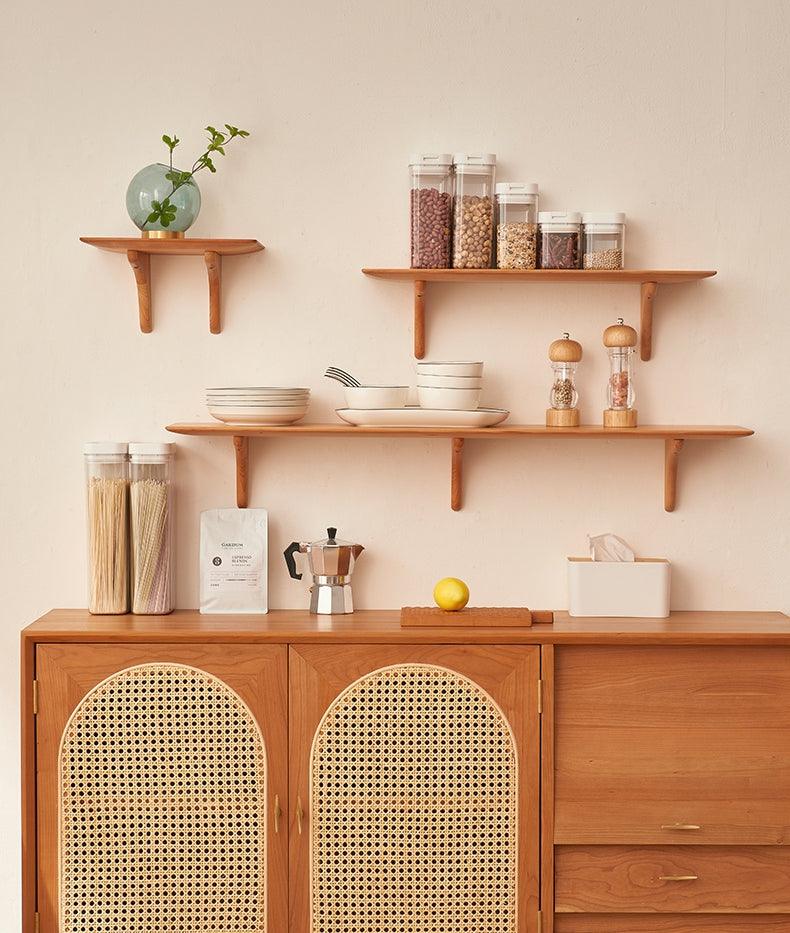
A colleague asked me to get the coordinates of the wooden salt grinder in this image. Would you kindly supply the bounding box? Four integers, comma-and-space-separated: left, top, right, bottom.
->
546, 333, 583, 427
603, 317, 638, 428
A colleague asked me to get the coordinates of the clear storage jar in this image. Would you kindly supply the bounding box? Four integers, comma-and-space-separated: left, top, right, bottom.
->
84, 442, 129, 615
496, 183, 539, 269
409, 154, 454, 269
130, 442, 175, 614
538, 211, 581, 269
452, 153, 496, 269
583, 212, 625, 269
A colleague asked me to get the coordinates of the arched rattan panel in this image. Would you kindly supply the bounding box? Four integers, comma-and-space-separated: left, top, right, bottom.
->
311, 663, 518, 933
59, 663, 267, 933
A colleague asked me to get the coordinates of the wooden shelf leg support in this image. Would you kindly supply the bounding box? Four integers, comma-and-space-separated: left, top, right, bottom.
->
414, 280, 426, 359
127, 249, 152, 333
664, 438, 684, 512
640, 281, 658, 361
205, 250, 222, 334
451, 437, 464, 511
233, 435, 250, 508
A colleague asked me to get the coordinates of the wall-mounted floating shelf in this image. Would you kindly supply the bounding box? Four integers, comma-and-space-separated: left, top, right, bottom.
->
361, 268, 717, 361
81, 237, 264, 334
166, 421, 751, 513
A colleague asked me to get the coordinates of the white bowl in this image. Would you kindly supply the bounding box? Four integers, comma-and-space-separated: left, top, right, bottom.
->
206, 386, 310, 394
417, 386, 481, 410
343, 386, 409, 409
416, 361, 484, 377
417, 374, 483, 389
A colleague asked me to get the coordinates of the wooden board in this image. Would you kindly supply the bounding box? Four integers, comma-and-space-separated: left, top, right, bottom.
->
166, 421, 753, 439
81, 236, 264, 255
362, 268, 717, 284
554, 915, 790, 931
401, 606, 537, 627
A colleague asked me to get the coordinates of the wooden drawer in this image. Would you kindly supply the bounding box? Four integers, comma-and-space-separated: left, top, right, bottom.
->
555, 846, 790, 913
554, 646, 790, 845
554, 915, 790, 931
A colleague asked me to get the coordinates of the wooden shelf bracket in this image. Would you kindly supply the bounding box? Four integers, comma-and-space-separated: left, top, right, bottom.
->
640, 281, 658, 361
414, 280, 426, 359
664, 437, 684, 512
233, 435, 250, 507
126, 250, 152, 333
205, 251, 222, 334
451, 437, 464, 511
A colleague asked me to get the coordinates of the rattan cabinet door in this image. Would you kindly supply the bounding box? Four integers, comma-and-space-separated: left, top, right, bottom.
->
289, 645, 540, 933
36, 644, 288, 933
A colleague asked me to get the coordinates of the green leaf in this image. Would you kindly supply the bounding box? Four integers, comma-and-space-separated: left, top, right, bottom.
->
238, 129, 250, 137
151, 200, 161, 211
161, 197, 171, 208
165, 171, 179, 182
162, 134, 172, 146
161, 216, 171, 227
215, 146, 225, 155
145, 211, 159, 223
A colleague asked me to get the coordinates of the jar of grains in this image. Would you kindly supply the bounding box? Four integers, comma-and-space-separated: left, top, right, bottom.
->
409, 153, 454, 268
603, 317, 638, 428
129, 442, 175, 615
582, 212, 625, 269
452, 153, 496, 269
546, 332, 583, 427
495, 183, 539, 269
84, 442, 129, 615
538, 211, 582, 269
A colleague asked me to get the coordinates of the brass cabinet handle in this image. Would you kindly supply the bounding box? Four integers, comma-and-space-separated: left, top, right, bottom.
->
296, 796, 304, 835
659, 874, 699, 882
274, 794, 282, 834
660, 823, 702, 831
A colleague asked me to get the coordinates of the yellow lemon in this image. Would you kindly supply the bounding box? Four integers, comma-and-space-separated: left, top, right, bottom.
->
433, 577, 470, 611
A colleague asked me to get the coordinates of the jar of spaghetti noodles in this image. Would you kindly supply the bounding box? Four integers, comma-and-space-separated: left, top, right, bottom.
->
129, 442, 175, 614
84, 442, 129, 614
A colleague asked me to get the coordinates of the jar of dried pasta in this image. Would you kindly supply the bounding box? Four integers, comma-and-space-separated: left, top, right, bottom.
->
130, 442, 175, 614
84, 442, 129, 614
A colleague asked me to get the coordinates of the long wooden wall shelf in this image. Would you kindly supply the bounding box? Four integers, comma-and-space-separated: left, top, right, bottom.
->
82, 237, 264, 334
362, 268, 716, 361
166, 421, 751, 513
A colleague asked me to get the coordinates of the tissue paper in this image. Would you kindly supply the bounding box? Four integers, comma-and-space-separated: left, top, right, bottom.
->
588, 533, 635, 562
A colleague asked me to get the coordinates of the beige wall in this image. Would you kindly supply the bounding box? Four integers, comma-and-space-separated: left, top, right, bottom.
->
2, 0, 789, 917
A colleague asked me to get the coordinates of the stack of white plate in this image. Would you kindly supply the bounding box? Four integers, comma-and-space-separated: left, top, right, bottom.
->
206, 387, 310, 425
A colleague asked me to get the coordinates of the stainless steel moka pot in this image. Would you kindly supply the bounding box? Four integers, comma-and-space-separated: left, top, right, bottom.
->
284, 527, 364, 614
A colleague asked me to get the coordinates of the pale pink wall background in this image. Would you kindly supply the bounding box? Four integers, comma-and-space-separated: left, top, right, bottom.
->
2, 0, 789, 918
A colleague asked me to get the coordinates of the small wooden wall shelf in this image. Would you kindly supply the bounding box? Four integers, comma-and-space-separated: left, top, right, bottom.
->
81, 237, 264, 334
362, 268, 716, 361
166, 421, 751, 513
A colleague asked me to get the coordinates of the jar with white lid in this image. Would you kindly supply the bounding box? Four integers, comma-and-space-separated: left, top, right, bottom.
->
84, 442, 129, 615
452, 153, 496, 269
129, 442, 175, 614
583, 212, 626, 269
410, 154, 454, 269
538, 211, 581, 269
603, 318, 638, 428
496, 183, 539, 269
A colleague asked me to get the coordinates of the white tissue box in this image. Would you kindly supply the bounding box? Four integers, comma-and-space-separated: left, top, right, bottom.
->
567, 557, 671, 618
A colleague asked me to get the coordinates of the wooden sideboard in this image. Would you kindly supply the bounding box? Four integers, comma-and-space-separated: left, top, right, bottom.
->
22, 609, 790, 932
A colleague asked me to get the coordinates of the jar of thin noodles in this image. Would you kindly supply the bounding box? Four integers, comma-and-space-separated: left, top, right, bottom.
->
129, 442, 174, 614
84, 442, 129, 614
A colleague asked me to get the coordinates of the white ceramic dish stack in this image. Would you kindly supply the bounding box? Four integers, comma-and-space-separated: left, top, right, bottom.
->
416, 361, 484, 410
207, 386, 310, 425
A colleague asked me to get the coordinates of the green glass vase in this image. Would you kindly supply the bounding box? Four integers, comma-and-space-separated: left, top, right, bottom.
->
126, 163, 201, 236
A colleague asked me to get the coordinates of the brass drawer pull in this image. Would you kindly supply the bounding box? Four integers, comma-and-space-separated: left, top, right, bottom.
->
660, 823, 701, 831
659, 874, 699, 882
274, 794, 282, 834
296, 796, 304, 835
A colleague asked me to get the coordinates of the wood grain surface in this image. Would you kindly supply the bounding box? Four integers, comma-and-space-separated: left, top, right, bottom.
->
554, 915, 790, 931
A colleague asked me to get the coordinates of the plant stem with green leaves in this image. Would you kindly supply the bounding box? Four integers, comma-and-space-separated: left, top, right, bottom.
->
144, 123, 250, 229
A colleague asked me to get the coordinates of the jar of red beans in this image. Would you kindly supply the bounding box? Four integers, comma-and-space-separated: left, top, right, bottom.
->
538, 211, 581, 269
409, 154, 454, 269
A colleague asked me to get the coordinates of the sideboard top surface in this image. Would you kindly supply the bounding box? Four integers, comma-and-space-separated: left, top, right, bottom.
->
21, 609, 790, 646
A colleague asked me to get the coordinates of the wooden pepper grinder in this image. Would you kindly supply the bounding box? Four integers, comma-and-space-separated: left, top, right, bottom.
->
546, 332, 583, 427
603, 317, 638, 428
